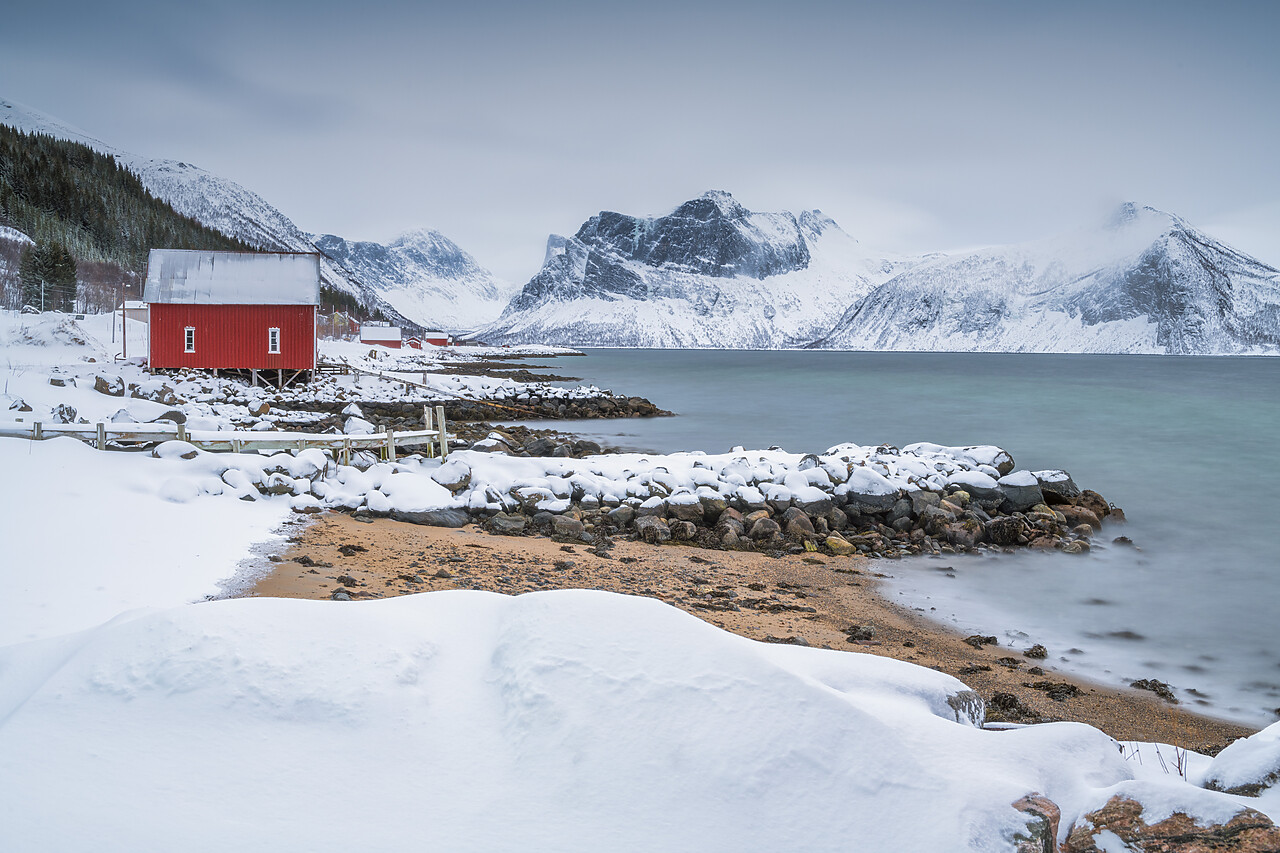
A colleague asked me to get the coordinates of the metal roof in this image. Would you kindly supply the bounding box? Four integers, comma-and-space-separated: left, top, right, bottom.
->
360, 323, 402, 341
143, 250, 320, 305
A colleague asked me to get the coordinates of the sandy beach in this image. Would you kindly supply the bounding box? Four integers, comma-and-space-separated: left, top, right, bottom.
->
244, 511, 1258, 753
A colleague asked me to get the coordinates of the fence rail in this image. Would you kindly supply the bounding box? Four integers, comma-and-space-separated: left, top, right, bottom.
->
0, 404, 450, 463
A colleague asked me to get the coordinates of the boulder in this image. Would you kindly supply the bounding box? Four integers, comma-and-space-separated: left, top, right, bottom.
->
93, 375, 125, 396
50, 403, 78, 424
698, 494, 730, 520
910, 490, 942, 516
1077, 489, 1112, 520
669, 520, 697, 541
608, 505, 636, 526
1012, 794, 1060, 853
944, 519, 984, 549
551, 515, 586, 538
1034, 470, 1081, 503
430, 459, 472, 493
635, 515, 671, 544
667, 496, 704, 523
389, 508, 470, 528
1205, 720, 1280, 797
1058, 505, 1102, 529
487, 513, 527, 535
1063, 794, 1280, 852
998, 471, 1045, 513
635, 497, 668, 518
749, 517, 782, 541
825, 535, 857, 556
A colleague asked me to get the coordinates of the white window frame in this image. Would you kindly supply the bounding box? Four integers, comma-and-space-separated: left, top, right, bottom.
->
184, 326, 196, 353
268, 327, 281, 354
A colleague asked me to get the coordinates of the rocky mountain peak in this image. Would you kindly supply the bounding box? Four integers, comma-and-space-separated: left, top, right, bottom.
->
671, 190, 751, 222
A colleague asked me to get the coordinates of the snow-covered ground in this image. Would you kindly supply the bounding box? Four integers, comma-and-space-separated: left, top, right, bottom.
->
3, 308, 1280, 851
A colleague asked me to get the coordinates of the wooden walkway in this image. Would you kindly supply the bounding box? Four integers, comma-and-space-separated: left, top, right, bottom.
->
0, 405, 450, 463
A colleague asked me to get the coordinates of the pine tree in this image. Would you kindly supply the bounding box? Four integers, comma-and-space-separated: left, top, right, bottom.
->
19, 241, 78, 311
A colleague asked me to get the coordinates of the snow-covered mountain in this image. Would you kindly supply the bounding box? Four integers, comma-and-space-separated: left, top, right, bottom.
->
812, 203, 1280, 354
1, 98, 454, 328
479, 191, 917, 348
312, 229, 516, 332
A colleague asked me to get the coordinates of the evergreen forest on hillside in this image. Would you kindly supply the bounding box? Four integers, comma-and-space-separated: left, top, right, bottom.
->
0, 125, 255, 310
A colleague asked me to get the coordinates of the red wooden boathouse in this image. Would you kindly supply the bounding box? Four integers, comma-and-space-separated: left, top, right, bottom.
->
143, 250, 320, 381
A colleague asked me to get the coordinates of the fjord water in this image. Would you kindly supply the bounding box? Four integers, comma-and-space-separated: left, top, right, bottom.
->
522, 349, 1280, 726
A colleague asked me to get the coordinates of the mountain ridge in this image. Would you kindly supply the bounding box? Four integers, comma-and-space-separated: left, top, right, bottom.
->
482, 190, 917, 348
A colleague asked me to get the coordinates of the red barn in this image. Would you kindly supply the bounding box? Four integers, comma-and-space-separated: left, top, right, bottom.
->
360, 323, 403, 348
144, 250, 320, 380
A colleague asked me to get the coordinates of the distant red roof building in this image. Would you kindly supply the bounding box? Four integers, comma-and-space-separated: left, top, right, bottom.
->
359, 323, 403, 348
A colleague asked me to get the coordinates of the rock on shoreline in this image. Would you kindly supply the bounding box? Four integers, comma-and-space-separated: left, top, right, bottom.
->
402, 442, 1122, 559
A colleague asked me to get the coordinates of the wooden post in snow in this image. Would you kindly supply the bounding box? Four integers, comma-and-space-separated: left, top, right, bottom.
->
385, 429, 395, 461
177, 422, 186, 442
423, 405, 434, 458
435, 405, 448, 459
96, 423, 106, 450
33, 422, 43, 441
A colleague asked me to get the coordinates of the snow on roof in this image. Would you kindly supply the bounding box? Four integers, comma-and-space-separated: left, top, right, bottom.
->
143, 250, 320, 305
360, 324, 402, 341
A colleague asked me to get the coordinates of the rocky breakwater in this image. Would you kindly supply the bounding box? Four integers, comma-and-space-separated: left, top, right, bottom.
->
422, 441, 1125, 559
273, 394, 668, 433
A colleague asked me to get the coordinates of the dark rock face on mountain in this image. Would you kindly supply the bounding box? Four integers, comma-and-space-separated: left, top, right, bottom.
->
485, 192, 906, 348
814, 204, 1280, 354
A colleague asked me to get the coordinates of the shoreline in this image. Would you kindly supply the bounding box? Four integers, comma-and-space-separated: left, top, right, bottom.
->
244, 511, 1257, 753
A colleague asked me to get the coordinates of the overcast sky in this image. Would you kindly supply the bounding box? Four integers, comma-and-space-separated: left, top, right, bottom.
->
3, 0, 1278, 281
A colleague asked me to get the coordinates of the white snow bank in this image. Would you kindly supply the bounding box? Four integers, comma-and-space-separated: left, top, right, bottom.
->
0, 588, 1163, 853
1205, 720, 1280, 793
0, 436, 290, 646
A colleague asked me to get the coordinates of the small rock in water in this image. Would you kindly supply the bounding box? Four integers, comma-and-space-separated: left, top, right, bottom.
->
1024, 644, 1048, 659
964, 635, 999, 649
1130, 678, 1178, 703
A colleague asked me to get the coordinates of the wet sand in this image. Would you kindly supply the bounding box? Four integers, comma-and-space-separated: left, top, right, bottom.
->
247, 512, 1256, 753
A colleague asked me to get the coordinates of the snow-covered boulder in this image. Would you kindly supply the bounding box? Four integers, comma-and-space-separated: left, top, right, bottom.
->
1204, 720, 1280, 796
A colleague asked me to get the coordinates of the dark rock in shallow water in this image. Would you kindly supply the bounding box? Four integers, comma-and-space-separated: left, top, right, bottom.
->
1035, 471, 1081, 503
1130, 678, 1178, 703
1058, 505, 1101, 529
1077, 489, 1111, 520
997, 474, 1044, 513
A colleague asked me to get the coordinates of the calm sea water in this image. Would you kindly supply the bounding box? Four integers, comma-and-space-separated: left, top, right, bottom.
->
514, 349, 1280, 727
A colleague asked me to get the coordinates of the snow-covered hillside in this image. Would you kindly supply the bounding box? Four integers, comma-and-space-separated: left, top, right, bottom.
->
313, 229, 516, 331
479, 191, 916, 348
814, 203, 1280, 354
0, 98, 509, 329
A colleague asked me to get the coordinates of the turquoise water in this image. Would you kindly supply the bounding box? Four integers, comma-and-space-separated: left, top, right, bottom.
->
517, 349, 1280, 726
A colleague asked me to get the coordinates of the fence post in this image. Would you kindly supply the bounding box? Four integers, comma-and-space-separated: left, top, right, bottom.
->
34, 422, 43, 441
96, 423, 106, 450
435, 405, 448, 459
342, 438, 351, 467
423, 406, 434, 458
386, 429, 395, 461
177, 422, 186, 442
232, 438, 242, 454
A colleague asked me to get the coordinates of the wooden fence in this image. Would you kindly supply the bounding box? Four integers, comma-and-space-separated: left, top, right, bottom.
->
0, 405, 450, 464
